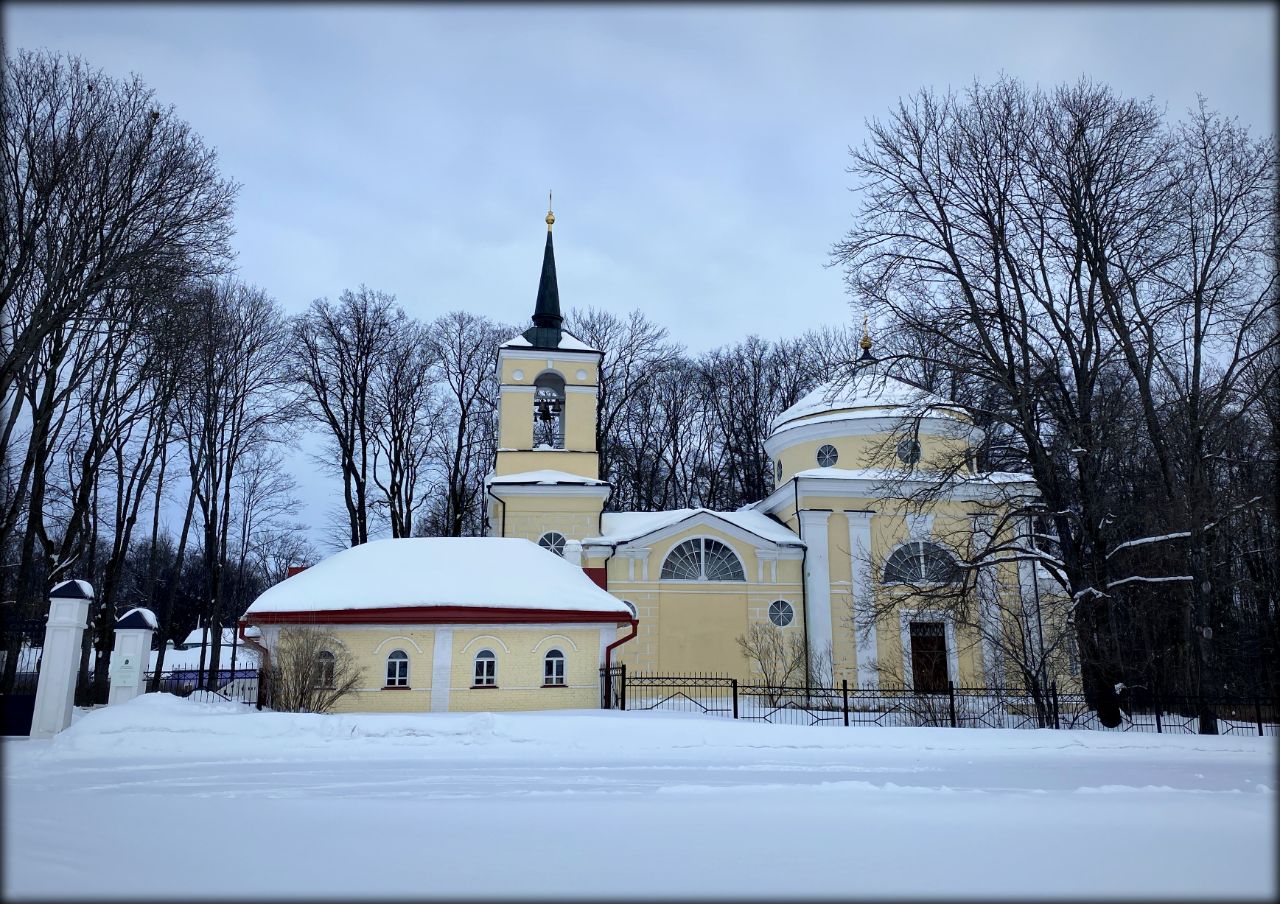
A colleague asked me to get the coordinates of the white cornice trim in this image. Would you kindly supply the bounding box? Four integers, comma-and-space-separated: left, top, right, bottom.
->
488, 484, 611, 499
498, 348, 603, 363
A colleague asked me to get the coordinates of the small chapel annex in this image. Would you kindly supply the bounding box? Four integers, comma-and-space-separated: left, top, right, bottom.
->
241, 205, 1069, 712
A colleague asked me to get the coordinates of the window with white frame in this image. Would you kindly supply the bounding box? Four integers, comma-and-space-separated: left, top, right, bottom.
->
538, 531, 567, 557
473, 649, 496, 686
385, 650, 409, 687
543, 649, 566, 686
660, 537, 746, 582
768, 600, 795, 627
315, 650, 335, 688
883, 541, 959, 584
816, 444, 839, 468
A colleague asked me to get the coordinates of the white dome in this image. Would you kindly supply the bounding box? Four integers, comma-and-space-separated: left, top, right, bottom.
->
771, 365, 965, 437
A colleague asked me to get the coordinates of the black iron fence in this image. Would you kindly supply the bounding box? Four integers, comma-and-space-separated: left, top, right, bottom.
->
144, 668, 264, 707
604, 668, 1280, 736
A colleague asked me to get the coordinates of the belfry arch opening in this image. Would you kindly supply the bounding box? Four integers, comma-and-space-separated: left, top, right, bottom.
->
533, 371, 566, 449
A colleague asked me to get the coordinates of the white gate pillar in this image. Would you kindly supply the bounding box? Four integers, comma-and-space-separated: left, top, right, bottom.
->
109, 608, 157, 706
30, 580, 94, 739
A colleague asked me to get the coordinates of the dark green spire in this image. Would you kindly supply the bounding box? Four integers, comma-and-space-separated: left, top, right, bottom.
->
522, 201, 563, 349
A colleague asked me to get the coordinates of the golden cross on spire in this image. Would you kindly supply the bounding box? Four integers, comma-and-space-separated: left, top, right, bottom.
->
546, 190, 555, 230
860, 314, 873, 351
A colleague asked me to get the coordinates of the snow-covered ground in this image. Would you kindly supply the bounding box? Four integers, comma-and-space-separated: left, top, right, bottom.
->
4, 695, 1275, 900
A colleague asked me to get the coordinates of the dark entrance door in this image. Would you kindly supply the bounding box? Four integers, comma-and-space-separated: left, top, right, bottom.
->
909, 621, 948, 693
1, 616, 46, 736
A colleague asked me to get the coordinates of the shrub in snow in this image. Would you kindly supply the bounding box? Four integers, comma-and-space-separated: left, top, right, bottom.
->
267, 626, 361, 714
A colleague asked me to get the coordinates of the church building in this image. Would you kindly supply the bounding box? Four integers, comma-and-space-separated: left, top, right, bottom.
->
487, 205, 1060, 692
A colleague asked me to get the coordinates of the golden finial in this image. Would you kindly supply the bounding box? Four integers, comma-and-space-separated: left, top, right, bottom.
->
546, 190, 555, 230
860, 315, 873, 351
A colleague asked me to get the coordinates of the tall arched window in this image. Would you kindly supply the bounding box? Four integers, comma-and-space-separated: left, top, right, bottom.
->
883, 541, 959, 585
533, 372, 566, 448
315, 650, 335, 688
473, 649, 497, 687
385, 650, 409, 687
660, 538, 746, 582
543, 649, 566, 686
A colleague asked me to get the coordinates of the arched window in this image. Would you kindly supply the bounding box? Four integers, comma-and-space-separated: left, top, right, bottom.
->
538, 531, 567, 557
533, 372, 566, 448
473, 649, 497, 687
543, 649, 566, 686
883, 541, 959, 585
660, 538, 746, 582
315, 650, 335, 688
768, 600, 795, 627
385, 650, 409, 687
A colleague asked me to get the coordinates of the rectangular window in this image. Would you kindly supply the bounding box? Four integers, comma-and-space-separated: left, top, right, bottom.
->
909, 621, 949, 694
386, 659, 408, 687
544, 657, 565, 686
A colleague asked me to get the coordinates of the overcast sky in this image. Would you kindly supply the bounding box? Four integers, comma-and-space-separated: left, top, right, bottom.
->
7, 2, 1276, 546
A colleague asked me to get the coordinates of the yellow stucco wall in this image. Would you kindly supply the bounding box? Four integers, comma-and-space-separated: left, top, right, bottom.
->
322, 627, 436, 714
774, 432, 973, 485
496, 495, 605, 544
300, 624, 609, 714
448, 627, 603, 712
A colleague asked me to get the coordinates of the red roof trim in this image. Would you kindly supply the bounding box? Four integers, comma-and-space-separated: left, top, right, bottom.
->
244, 605, 631, 626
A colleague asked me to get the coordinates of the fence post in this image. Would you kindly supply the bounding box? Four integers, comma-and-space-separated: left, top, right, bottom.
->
620, 663, 626, 712
731, 679, 739, 719
1154, 685, 1162, 734
1050, 682, 1060, 730
1255, 694, 1264, 737
842, 679, 849, 727
947, 680, 957, 728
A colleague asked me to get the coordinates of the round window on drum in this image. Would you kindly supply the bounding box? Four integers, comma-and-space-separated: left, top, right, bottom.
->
816, 444, 839, 468
768, 600, 795, 628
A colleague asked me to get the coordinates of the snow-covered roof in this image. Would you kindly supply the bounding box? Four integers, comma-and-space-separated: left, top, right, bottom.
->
501, 330, 600, 354
487, 469, 608, 486
182, 627, 239, 647
791, 467, 1036, 486
772, 366, 965, 434
583, 509, 803, 547
244, 537, 632, 617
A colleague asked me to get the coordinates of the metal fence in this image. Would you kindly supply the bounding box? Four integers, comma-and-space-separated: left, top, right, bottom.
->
604, 668, 1280, 736
144, 668, 264, 707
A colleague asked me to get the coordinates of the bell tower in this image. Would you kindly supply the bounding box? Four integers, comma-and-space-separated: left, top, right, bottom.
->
486, 202, 610, 550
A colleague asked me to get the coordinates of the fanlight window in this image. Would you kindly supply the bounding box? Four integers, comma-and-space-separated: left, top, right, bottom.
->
473, 649, 497, 686
660, 538, 745, 582
538, 531, 567, 557
882, 541, 959, 585
543, 649, 566, 686
386, 650, 408, 687
533, 372, 566, 449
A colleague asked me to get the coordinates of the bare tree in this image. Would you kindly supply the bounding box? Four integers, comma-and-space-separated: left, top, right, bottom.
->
0, 50, 235, 597
371, 319, 444, 538
290, 288, 404, 546
266, 626, 361, 713
424, 312, 508, 537
176, 279, 291, 689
